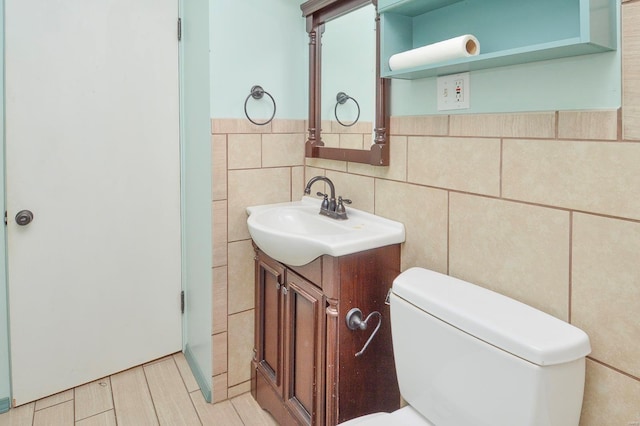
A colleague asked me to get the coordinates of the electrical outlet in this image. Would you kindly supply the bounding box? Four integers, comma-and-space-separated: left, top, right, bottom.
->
455, 78, 465, 103
437, 72, 470, 111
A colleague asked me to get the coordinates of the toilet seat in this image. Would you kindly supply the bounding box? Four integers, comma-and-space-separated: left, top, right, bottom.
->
338, 406, 434, 426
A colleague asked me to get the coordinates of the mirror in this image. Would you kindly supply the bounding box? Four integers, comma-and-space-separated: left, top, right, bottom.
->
322, 5, 376, 148
301, 0, 390, 166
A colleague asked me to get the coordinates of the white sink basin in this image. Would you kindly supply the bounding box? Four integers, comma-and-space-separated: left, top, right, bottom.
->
246, 197, 405, 266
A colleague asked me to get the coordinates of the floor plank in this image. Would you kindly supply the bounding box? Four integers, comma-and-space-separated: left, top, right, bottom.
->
231, 393, 279, 426
191, 391, 243, 426
110, 367, 158, 426
75, 410, 117, 426
143, 358, 201, 426
74, 377, 113, 421
34, 390, 73, 411
33, 400, 73, 426
0, 402, 35, 426
0, 353, 266, 426
172, 353, 199, 393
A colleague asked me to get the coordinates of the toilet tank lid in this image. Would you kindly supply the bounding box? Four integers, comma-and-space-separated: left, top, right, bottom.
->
392, 268, 591, 366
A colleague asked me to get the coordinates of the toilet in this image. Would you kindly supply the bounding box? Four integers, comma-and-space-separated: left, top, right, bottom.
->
341, 267, 591, 426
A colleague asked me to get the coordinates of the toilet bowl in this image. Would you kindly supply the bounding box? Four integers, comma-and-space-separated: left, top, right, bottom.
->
341, 406, 432, 425
340, 267, 591, 426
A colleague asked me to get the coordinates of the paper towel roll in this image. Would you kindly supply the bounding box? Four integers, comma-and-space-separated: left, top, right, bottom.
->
389, 35, 480, 71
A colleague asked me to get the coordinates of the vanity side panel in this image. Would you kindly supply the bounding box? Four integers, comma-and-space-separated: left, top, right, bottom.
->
335, 244, 401, 423
322, 254, 341, 426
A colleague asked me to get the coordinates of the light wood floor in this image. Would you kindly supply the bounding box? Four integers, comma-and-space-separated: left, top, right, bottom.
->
0, 353, 277, 426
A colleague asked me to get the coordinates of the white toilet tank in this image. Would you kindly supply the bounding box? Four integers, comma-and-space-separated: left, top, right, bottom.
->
391, 268, 591, 426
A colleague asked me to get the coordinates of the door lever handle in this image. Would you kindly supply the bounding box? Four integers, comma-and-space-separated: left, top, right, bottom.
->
15, 210, 34, 226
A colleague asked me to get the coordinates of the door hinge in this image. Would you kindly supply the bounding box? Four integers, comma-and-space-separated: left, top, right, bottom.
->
177, 18, 182, 41
4, 211, 6, 226
180, 290, 185, 314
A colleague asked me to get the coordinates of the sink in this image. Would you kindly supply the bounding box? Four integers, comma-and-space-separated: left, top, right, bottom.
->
246, 196, 405, 266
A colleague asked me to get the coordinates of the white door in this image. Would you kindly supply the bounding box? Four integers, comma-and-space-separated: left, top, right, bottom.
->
5, 0, 182, 405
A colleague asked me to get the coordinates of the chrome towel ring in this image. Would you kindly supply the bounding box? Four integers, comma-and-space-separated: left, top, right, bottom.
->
334, 91, 360, 127
244, 85, 276, 126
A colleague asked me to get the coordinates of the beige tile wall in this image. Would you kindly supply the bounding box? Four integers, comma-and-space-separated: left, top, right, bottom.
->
210, 2, 640, 422
210, 118, 306, 403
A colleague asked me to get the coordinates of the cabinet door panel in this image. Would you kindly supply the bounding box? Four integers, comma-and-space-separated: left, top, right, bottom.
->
293, 294, 314, 411
284, 271, 325, 426
262, 270, 281, 379
256, 256, 286, 395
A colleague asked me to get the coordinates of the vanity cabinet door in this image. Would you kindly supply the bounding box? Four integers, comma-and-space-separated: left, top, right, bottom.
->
252, 246, 400, 426
255, 254, 286, 397
283, 271, 326, 426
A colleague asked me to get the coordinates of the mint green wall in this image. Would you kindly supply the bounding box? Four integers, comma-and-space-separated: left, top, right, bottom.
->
210, 0, 307, 119
0, 0, 11, 412
390, 1, 621, 115
210, 1, 619, 119
391, 49, 620, 115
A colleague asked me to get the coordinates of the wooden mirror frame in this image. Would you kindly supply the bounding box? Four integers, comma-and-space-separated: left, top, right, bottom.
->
301, 0, 390, 166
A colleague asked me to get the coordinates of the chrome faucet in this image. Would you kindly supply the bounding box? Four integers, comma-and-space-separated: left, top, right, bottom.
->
304, 176, 351, 220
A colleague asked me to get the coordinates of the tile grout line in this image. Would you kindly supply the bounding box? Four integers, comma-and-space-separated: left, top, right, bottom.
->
107, 376, 119, 426
72, 388, 76, 424
229, 396, 247, 426
446, 190, 451, 276
75, 408, 114, 424
33, 398, 73, 413
170, 356, 204, 426
141, 364, 162, 425
568, 211, 573, 324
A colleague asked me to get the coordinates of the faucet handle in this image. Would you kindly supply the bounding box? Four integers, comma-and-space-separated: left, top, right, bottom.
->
338, 196, 352, 205
316, 192, 329, 211
336, 196, 351, 218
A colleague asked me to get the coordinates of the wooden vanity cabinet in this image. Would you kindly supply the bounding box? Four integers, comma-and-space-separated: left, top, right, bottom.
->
252, 244, 401, 426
